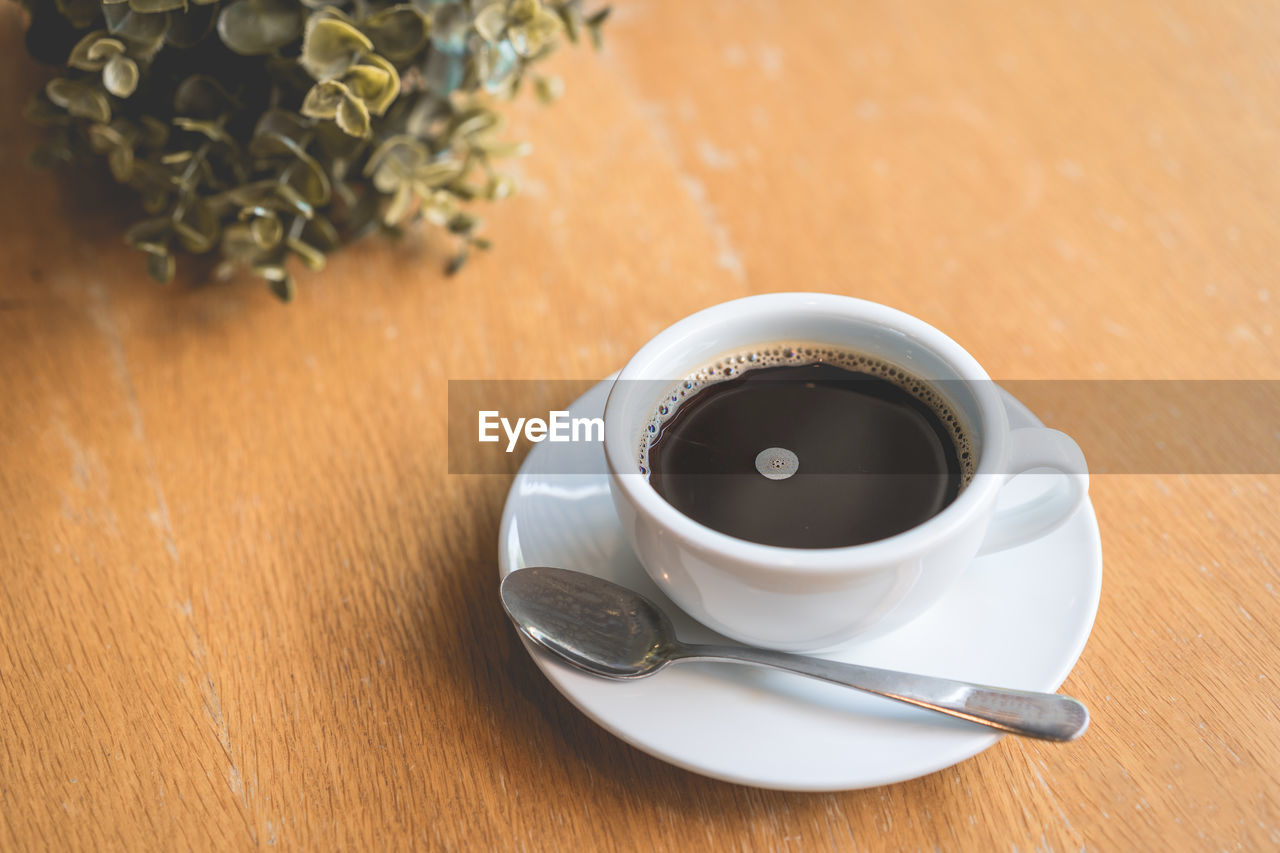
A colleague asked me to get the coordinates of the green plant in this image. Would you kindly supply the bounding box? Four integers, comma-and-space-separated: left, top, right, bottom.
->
17, 0, 608, 299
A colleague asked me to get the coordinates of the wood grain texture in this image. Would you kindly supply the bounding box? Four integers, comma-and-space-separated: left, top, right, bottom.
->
2, 0, 1277, 849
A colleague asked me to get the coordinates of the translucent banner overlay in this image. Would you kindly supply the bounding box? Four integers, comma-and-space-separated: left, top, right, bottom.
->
447, 379, 1280, 475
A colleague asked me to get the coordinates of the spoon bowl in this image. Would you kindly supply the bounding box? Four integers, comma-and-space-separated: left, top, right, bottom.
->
501, 566, 1090, 742
501, 564, 677, 678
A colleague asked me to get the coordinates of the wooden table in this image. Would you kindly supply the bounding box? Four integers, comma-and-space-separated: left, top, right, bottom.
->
3, 1, 1277, 848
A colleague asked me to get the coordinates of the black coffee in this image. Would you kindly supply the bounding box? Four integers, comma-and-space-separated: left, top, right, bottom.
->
643, 348, 971, 548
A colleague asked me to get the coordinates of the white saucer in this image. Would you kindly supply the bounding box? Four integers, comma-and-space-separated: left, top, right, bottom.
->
497, 378, 1102, 791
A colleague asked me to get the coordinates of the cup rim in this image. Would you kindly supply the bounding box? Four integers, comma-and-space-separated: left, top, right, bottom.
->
602, 292, 1010, 573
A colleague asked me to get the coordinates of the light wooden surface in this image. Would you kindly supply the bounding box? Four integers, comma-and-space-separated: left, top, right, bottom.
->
2, 1, 1278, 849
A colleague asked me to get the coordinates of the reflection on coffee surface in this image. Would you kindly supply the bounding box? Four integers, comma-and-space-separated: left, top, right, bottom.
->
641, 346, 973, 548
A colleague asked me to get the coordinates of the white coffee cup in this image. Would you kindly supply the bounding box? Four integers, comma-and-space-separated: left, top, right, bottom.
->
603, 293, 1088, 652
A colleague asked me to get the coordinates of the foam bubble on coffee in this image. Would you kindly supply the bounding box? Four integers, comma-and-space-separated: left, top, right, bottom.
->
637, 343, 975, 484
754, 447, 799, 480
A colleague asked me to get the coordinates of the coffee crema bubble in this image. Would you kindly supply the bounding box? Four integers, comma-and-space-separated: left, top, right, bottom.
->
754, 447, 799, 481
638, 344, 976, 549
638, 344, 975, 481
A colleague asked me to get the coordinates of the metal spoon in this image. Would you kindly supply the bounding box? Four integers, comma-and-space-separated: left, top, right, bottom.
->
500, 566, 1089, 742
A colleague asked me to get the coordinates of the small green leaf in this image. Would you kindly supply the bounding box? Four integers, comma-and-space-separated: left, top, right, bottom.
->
68, 32, 115, 71
213, 180, 277, 208
346, 54, 399, 115
429, 2, 470, 53
450, 107, 503, 141
251, 110, 312, 147
506, 0, 541, 25
172, 116, 233, 143
247, 212, 283, 248
129, 0, 187, 13
147, 252, 176, 283
364, 134, 422, 177
172, 201, 219, 252
87, 121, 128, 153
335, 94, 371, 138
87, 38, 128, 63
483, 174, 516, 200
311, 119, 365, 165
472, 138, 529, 159
446, 210, 479, 235
103, 55, 140, 98
302, 215, 340, 250
173, 76, 236, 117
413, 159, 465, 190
361, 5, 430, 61
103, 5, 170, 52
382, 184, 413, 225
286, 236, 326, 270
556, 2, 582, 43
299, 80, 348, 120
506, 2, 561, 57
45, 79, 112, 123
533, 74, 563, 104
220, 222, 262, 261
423, 48, 466, 96
475, 40, 520, 94
216, 0, 305, 55
371, 163, 404, 194
261, 267, 295, 301
445, 248, 468, 276
280, 154, 332, 205
300, 16, 372, 80
342, 63, 395, 116
126, 217, 172, 252
107, 144, 135, 181
249, 130, 298, 160
420, 190, 456, 226
472, 3, 506, 43
250, 132, 332, 208
252, 141, 332, 211
447, 181, 479, 202
272, 182, 315, 219
585, 6, 611, 50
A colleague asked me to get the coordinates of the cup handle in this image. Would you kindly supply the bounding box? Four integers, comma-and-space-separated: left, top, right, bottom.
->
976, 428, 1089, 556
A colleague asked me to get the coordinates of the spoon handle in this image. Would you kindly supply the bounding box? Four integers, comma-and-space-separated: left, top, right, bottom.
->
675, 643, 1089, 741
